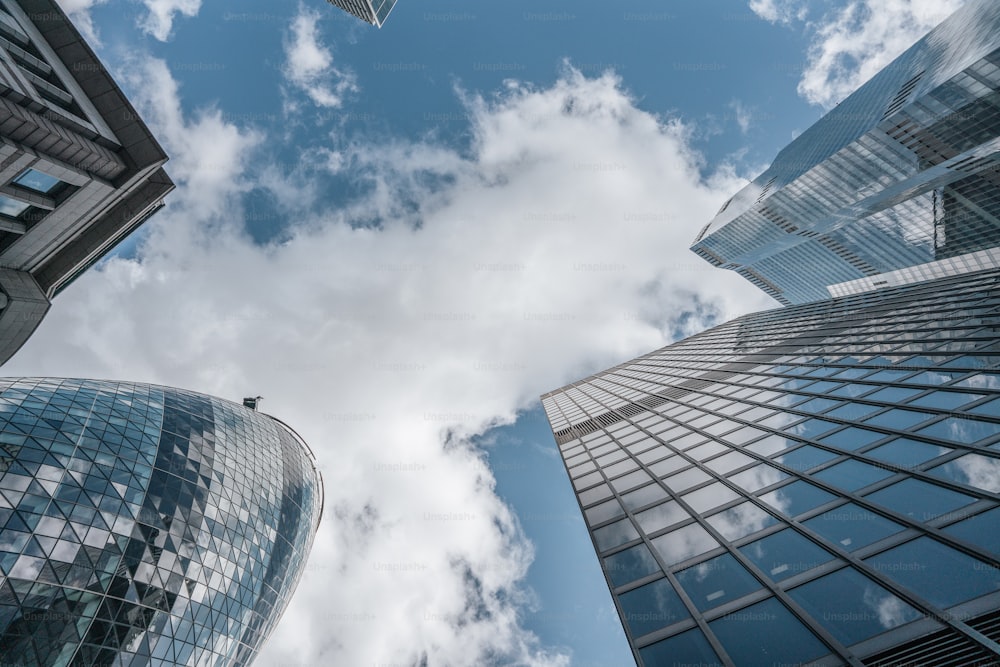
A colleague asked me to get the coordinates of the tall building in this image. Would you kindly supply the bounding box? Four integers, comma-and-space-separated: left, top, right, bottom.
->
543, 2, 1000, 665
543, 271, 1000, 666
0, 378, 324, 666
325, 0, 397, 27
691, 0, 1000, 305
0, 0, 174, 364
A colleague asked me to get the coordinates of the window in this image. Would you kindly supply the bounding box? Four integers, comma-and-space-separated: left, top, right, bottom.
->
706, 502, 778, 541
864, 478, 977, 521
603, 543, 661, 587
788, 567, 921, 645
584, 498, 625, 526
774, 445, 838, 472
917, 417, 1000, 445
863, 409, 935, 430
813, 458, 894, 491
676, 553, 762, 611
803, 503, 905, 551
0, 194, 29, 218
709, 598, 829, 665
760, 480, 837, 517
634, 500, 689, 534
740, 529, 835, 581
866, 438, 952, 468
609, 469, 653, 493
638, 628, 721, 667
865, 537, 1000, 608
662, 467, 712, 493
649, 456, 688, 477
728, 464, 788, 493
12, 168, 63, 195
621, 483, 668, 511
619, 578, 690, 638
651, 522, 719, 566
928, 452, 1000, 493
593, 518, 640, 552
819, 427, 887, 450
702, 450, 754, 475
942, 507, 1000, 554
681, 482, 740, 514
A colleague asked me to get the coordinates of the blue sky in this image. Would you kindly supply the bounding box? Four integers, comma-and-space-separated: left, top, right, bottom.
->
10, 0, 966, 664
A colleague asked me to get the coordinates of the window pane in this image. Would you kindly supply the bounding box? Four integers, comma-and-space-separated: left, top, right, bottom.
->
681, 482, 740, 514
826, 402, 881, 420
706, 502, 778, 541
13, 168, 62, 194
709, 597, 829, 665
663, 467, 712, 493
603, 458, 639, 478
687, 441, 727, 461
863, 409, 935, 430
619, 578, 690, 638
928, 453, 1000, 493
609, 469, 653, 493
786, 418, 840, 439
865, 537, 1000, 608
593, 518, 640, 552
803, 503, 905, 551
572, 471, 603, 491
744, 434, 798, 456
819, 427, 887, 451
676, 553, 762, 611
603, 544, 661, 587
789, 568, 921, 645
918, 417, 1000, 445
740, 529, 835, 581
584, 498, 625, 526
864, 478, 977, 522
760, 481, 837, 517
728, 464, 788, 493
638, 628, 721, 667
813, 459, 894, 491
634, 500, 688, 534
0, 194, 28, 218
942, 507, 1000, 554
651, 523, 719, 567
579, 483, 613, 506
649, 456, 688, 477
774, 445, 838, 472
621, 483, 668, 511
866, 438, 952, 468
703, 450, 754, 475
910, 391, 984, 411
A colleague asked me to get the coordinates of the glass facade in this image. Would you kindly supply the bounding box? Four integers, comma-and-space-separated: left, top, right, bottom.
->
691, 0, 1000, 305
542, 270, 1000, 666
324, 0, 398, 27
0, 379, 323, 666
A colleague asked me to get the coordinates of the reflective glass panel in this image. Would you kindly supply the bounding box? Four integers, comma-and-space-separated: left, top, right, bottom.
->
634, 500, 688, 534
663, 467, 712, 493
819, 427, 887, 451
863, 409, 935, 430
918, 417, 1000, 445
728, 464, 788, 493
649, 456, 688, 477
593, 518, 640, 552
584, 498, 625, 525
803, 503, 906, 551
709, 597, 829, 665
604, 543, 662, 587
789, 567, 921, 645
866, 438, 952, 468
579, 484, 614, 506
0, 195, 28, 218
740, 529, 836, 581
865, 537, 1000, 608
774, 445, 838, 472
609, 469, 653, 493
13, 168, 62, 194
676, 553, 762, 611
621, 483, 668, 511
928, 453, 1000, 493
813, 458, 894, 491
638, 628, 721, 667
910, 391, 984, 410
681, 482, 740, 514
744, 434, 799, 456
942, 507, 1000, 554
760, 481, 837, 517
864, 478, 977, 521
619, 578, 690, 638
702, 451, 754, 475
706, 502, 778, 541
651, 523, 719, 567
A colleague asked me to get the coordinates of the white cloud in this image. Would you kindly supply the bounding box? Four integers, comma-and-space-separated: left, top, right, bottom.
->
283, 6, 358, 110
54, 0, 108, 45
139, 0, 201, 41
5, 60, 770, 666
749, 0, 965, 108
730, 99, 754, 134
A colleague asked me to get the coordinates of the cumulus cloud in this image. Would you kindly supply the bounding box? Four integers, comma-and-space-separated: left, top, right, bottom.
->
54, 0, 108, 44
749, 0, 965, 108
6, 58, 769, 666
283, 6, 358, 110
140, 0, 201, 41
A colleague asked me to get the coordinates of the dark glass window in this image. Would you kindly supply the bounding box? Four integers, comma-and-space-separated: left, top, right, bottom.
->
863, 409, 935, 430
638, 628, 721, 667
865, 537, 1000, 608
918, 417, 1000, 445
866, 438, 952, 468
942, 507, 1000, 554
676, 553, 762, 611
709, 597, 829, 665
803, 503, 906, 551
760, 480, 837, 517
593, 518, 640, 552
813, 458, 894, 491
864, 478, 977, 521
789, 567, 921, 645
604, 543, 662, 587
619, 578, 690, 638
910, 391, 984, 411
740, 528, 836, 581
774, 445, 838, 472
819, 427, 887, 451
826, 402, 881, 420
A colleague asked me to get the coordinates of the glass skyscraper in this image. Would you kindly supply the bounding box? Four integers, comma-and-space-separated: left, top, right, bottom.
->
691, 0, 1000, 305
325, 0, 397, 27
543, 271, 1000, 666
543, 2, 1000, 665
0, 379, 323, 666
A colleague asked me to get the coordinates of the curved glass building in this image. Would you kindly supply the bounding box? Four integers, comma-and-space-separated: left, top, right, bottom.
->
0, 378, 324, 666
